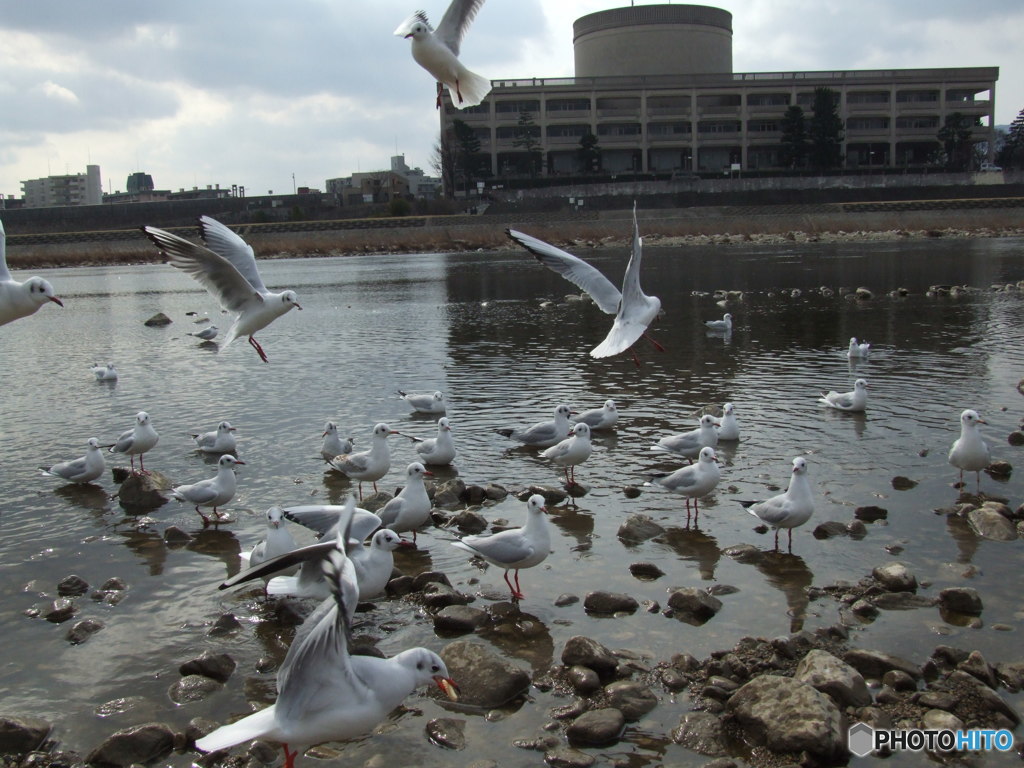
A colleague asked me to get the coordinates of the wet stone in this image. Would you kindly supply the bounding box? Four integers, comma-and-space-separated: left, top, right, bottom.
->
670, 711, 728, 757
813, 521, 849, 539
163, 526, 191, 544
567, 665, 602, 695
622, 485, 642, 499
66, 618, 105, 645
544, 745, 596, 768
522, 486, 567, 505
179, 651, 236, 683
882, 670, 918, 692
561, 636, 619, 679
793, 649, 872, 708
484, 483, 508, 501
85, 722, 175, 767
872, 562, 918, 592
666, 588, 722, 624
843, 649, 922, 681
891, 476, 918, 491
168, 674, 223, 704
855, 505, 889, 521
966, 508, 1018, 540
208, 612, 242, 636
412, 571, 451, 591
425, 718, 466, 750
604, 681, 658, 721
938, 587, 983, 616
57, 574, 90, 596
628, 562, 665, 580
421, 582, 470, 610
451, 510, 488, 534
554, 594, 579, 607
958, 650, 998, 689
433, 605, 488, 634
583, 591, 638, 615
566, 708, 625, 747
43, 598, 76, 623
0, 716, 52, 756
616, 514, 665, 543
440, 640, 530, 708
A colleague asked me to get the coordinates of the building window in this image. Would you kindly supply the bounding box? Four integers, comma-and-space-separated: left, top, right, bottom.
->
847, 116, 890, 131
896, 116, 939, 129
546, 124, 589, 138
546, 98, 591, 112
697, 94, 741, 108
597, 123, 641, 136
847, 91, 890, 104
497, 125, 540, 139
747, 93, 789, 107
747, 120, 780, 133
648, 122, 692, 136
647, 95, 691, 110
495, 99, 540, 113
698, 120, 742, 135
896, 90, 939, 103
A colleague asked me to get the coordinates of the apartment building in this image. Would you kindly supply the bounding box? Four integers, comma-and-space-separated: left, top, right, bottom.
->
21, 164, 103, 208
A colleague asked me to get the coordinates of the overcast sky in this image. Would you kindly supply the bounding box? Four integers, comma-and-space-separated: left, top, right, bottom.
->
1, 0, 1020, 199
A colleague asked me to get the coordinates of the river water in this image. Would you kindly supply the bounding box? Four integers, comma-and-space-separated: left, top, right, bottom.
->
1, 235, 1022, 766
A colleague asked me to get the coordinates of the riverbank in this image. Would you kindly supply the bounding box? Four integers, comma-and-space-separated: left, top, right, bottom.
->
5, 202, 1024, 270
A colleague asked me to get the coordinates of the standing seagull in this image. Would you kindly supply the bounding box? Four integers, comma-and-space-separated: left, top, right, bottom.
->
108, 411, 159, 474
378, 462, 434, 543
141, 216, 301, 363
408, 417, 457, 466
241, 507, 299, 572
542, 422, 593, 487
496, 404, 573, 448
651, 414, 719, 462
196, 508, 458, 768
948, 409, 991, 492
40, 438, 106, 485
645, 446, 721, 524
0, 217, 64, 326
191, 420, 237, 454
171, 454, 244, 524
395, 0, 490, 109
507, 204, 662, 364
327, 423, 398, 499
818, 378, 869, 412
574, 399, 618, 431
451, 494, 549, 600
739, 456, 815, 553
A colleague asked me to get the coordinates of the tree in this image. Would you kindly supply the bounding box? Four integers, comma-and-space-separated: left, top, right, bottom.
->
430, 131, 456, 198
808, 87, 844, 171
452, 119, 482, 194
937, 112, 975, 171
779, 105, 809, 169
512, 109, 543, 177
996, 107, 1024, 169
577, 131, 601, 174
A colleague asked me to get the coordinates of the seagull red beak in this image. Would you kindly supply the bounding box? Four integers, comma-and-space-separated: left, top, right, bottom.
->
424, 469, 434, 477
405, 32, 414, 39
235, 460, 247, 465
50, 297, 64, 307
434, 676, 460, 701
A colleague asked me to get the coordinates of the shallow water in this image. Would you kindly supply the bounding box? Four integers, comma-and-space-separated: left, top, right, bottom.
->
1, 236, 1023, 766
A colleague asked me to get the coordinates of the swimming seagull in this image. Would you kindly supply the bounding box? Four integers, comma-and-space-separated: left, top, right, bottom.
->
0, 217, 65, 326
738, 456, 815, 552
188, 325, 220, 341
651, 414, 719, 462
541, 422, 593, 486
377, 462, 434, 543
170, 454, 244, 524
847, 337, 871, 359
141, 216, 301, 363
507, 204, 663, 365
948, 409, 991, 492
90, 363, 118, 381
397, 389, 446, 414
496, 404, 573, 448
818, 378, 869, 412
645, 446, 721, 524
450, 494, 549, 600
714, 402, 739, 441
574, 399, 618, 430
191, 420, 237, 454
320, 421, 354, 462
705, 313, 733, 332
407, 417, 457, 466
395, 0, 491, 109
108, 411, 159, 474
40, 438, 106, 485
327, 423, 398, 498
197, 500, 458, 768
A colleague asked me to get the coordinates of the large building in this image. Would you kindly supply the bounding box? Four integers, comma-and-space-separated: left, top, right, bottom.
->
442, 4, 998, 177
21, 164, 103, 208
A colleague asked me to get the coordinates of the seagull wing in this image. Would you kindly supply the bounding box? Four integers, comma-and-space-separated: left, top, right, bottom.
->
436, 0, 486, 56
747, 493, 791, 525
0, 218, 11, 281
506, 229, 621, 314
454, 528, 533, 564
219, 540, 336, 588
394, 9, 431, 36
199, 216, 268, 295
142, 225, 260, 313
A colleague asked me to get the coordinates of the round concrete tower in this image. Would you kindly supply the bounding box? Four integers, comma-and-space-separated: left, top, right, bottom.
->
573, 4, 733, 78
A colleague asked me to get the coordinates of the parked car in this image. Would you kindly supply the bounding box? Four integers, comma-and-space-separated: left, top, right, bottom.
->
980, 161, 1003, 172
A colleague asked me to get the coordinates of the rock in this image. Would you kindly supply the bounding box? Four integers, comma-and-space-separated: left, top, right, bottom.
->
208, 612, 242, 636
966, 508, 1018, 540
425, 718, 466, 750
622, 485, 642, 499
433, 605, 488, 634
483, 483, 508, 501
872, 562, 917, 592
793, 649, 871, 707
168, 674, 223, 704
421, 582, 471, 610
727, 675, 845, 761
163, 526, 191, 544
117, 471, 171, 510
604, 681, 658, 721
856, 505, 889, 521
566, 708, 625, 747
985, 459, 1012, 478
670, 711, 728, 757
179, 651, 236, 683
0, 716, 52, 755
666, 588, 722, 624
583, 591, 638, 615
66, 618, 105, 645
566, 665, 602, 695
843, 649, 921, 681
544, 745, 596, 768
938, 587, 983, 616
891, 476, 917, 491
43, 598, 76, 623
882, 670, 917, 692
412, 571, 451, 591
995, 661, 1024, 692
616, 514, 665, 543
86, 722, 175, 766
869, 593, 936, 610
57, 574, 90, 596
628, 562, 665, 580
957, 650, 998, 689
450, 510, 488, 534
358, 491, 392, 512
1008, 431, 1024, 447
812, 521, 849, 539
945, 671, 1020, 725
561, 636, 619, 679
521, 486, 567, 504
143, 312, 172, 326
921, 708, 964, 733
554, 593, 579, 607
440, 641, 530, 708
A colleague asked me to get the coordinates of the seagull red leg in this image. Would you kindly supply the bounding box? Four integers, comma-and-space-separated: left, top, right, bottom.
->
644, 332, 666, 352
248, 335, 269, 363
282, 744, 297, 768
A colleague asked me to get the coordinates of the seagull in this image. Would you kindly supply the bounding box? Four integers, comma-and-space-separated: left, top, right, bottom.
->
738, 456, 815, 552
714, 402, 739, 441
847, 337, 871, 359
651, 414, 719, 462
406, 417, 456, 466
90, 363, 118, 382
327, 423, 398, 499
450, 494, 549, 600
170, 454, 244, 524
541, 422, 592, 486
645, 446, 720, 524
397, 389, 446, 414
395, 0, 491, 109
705, 313, 733, 332
818, 378, 869, 412
948, 409, 991, 492
574, 399, 618, 430
348, 529, 406, 600
108, 411, 159, 474
507, 204, 663, 364
198, 500, 458, 768
141, 216, 301, 363
496, 404, 573, 448
378, 462, 434, 544
188, 324, 220, 341
320, 421, 354, 462
40, 438, 106, 485
0, 217, 64, 326
191, 421, 237, 454
241, 507, 299, 573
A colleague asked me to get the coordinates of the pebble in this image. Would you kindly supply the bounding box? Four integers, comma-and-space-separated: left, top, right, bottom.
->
666, 588, 722, 624
628, 562, 665, 580
179, 651, 236, 683
566, 708, 625, 747
66, 618, 105, 645
938, 587, 984, 616
616, 514, 665, 542
561, 636, 619, 679
583, 591, 638, 615
424, 718, 466, 750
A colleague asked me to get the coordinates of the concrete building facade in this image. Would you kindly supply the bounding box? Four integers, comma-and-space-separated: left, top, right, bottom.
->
21, 164, 103, 208
441, 4, 998, 178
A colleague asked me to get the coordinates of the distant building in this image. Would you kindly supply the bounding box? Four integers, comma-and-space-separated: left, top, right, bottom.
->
326, 155, 440, 205
441, 4, 999, 177
126, 172, 154, 194
21, 164, 102, 208
390, 155, 441, 199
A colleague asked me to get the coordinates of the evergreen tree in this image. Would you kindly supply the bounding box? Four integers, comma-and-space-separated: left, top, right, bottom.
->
808, 87, 844, 170
512, 109, 543, 176
996, 107, 1024, 169
779, 105, 809, 169
452, 119, 482, 193
577, 132, 601, 174
937, 112, 975, 171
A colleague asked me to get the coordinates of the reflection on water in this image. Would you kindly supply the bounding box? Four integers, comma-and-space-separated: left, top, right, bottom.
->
0, 237, 1022, 763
